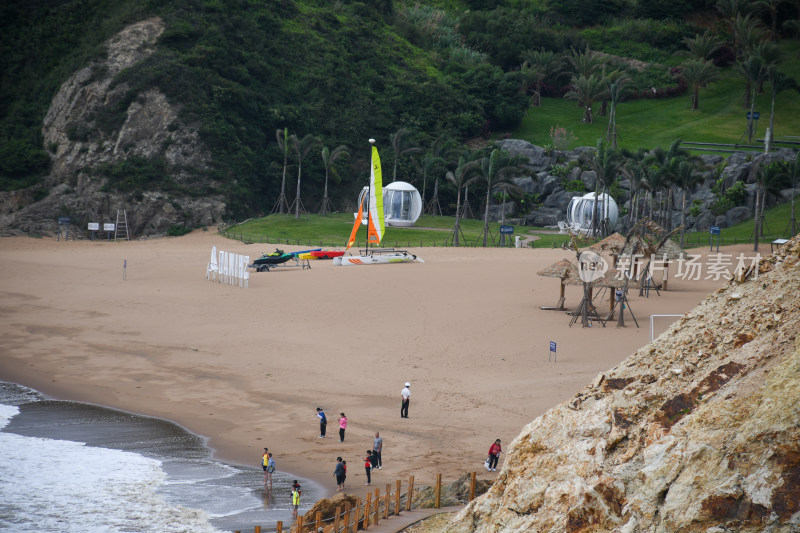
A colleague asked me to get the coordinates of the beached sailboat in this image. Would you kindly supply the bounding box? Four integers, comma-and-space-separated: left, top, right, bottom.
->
333, 140, 422, 266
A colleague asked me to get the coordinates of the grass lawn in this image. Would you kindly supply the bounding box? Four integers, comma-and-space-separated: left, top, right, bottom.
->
514, 42, 800, 155
225, 213, 523, 248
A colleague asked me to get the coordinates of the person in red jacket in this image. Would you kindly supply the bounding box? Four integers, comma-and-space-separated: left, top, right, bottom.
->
487, 439, 502, 471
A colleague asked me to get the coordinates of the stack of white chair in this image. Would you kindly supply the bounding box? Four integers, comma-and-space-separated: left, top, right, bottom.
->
206, 246, 219, 281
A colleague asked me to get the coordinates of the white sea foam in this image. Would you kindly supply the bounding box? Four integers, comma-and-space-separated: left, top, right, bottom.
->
0, 403, 221, 533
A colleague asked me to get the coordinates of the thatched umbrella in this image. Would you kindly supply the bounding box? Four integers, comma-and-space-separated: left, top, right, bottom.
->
588, 232, 627, 266
617, 235, 687, 290
536, 259, 581, 310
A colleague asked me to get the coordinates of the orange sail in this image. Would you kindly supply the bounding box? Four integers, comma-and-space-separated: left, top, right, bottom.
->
346, 194, 365, 250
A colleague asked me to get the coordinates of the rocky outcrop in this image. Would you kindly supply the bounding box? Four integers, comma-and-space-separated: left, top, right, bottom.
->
499, 140, 797, 233
0, 18, 224, 237
446, 236, 800, 532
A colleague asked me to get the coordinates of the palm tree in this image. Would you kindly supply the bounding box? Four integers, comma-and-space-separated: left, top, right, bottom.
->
603, 70, 631, 148
753, 0, 785, 40
520, 48, 566, 107
737, 54, 768, 141
765, 67, 797, 145
567, 46, 604, 79
476, 149, 524, 247
783, 156, 799, 236
319, 144, 349, 216
564, 74, 606, 123
289, 133, 321, 219
445, 152, 481, 246
272, 128, 290, 214
580, 139, 622, 236
679, 30, 722, 61
735, 14, 767, 59
389, 128, 422, 183
753, 162, 786, 250
672, 158, 705, 246
674, 60, 720, 110
420, 137, 458, 216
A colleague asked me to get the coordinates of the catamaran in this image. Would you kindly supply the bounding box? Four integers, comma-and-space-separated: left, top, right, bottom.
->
333, 140, 423, 266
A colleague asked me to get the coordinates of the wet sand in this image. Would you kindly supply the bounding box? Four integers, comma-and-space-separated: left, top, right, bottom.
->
0, 230, 747, 499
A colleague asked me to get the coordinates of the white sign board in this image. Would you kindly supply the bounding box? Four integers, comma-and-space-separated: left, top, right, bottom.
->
103, 223, 115, 231
87, 223, 99, 231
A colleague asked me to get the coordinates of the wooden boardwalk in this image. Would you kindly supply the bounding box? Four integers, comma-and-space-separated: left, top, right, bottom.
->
356, 505, 462, 533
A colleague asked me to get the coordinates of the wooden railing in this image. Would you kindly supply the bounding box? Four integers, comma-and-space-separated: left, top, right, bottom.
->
234, 472, 480, 533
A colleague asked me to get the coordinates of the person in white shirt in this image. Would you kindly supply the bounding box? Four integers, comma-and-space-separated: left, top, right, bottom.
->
401, 382, 411, 418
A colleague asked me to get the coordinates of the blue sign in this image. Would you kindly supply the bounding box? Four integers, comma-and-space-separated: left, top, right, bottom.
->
550, 341, 556, 352
58, 216, 71, 224
746, 111, 760, 120
500, 225, 514, 234
710, 226, 721, 235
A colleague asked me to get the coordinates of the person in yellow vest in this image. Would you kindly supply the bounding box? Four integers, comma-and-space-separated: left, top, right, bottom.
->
291, 485, 300, 519
262, 448, 269, 486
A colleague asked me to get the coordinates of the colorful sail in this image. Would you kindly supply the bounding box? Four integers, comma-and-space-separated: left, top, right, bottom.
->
367, 145, 385, 245
346, 193, 365, 250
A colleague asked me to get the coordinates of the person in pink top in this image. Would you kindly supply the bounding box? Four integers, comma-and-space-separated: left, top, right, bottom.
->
338, 413, 348, 442
487, 439, 502, 471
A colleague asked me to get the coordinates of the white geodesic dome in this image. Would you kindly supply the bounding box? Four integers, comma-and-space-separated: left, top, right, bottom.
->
566, 192, 618, 230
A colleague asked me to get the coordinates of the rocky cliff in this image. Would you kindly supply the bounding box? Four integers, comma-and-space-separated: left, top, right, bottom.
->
446, 236, 800, 532
497, 139, 797, 233
0, 18, 225, 238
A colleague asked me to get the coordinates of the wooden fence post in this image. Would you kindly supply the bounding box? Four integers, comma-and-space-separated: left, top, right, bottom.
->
276, 521, 282, 533
343, 502, 351, 533
255, 526, 261, 533
374, 487, 380, 526
384, 484, 391, 519
406, 475, 414, 511
297, 514, 303, 533
435, 473, 442, 509
395, 480, 401, 515
315, 511, 322, 532
334, 505, 341, 533
469, 472, 476, 501
356, 498, 362, 533
364, 493, 371, 531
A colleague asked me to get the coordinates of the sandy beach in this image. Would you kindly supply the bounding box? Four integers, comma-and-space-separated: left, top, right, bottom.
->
0, 230, 751, 499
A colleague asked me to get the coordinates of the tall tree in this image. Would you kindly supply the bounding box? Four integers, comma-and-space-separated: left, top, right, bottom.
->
674, 60, 720, 110
319, 144, 349, 216
737, 53, 768, 140
671, 158, 706, 247
445, 152, 481, 246
765, 67, 797, 145
289, 133, 321, 219
580, 139, 622, 236
476, 148, 524, 247
419, 137, 458, 217
272, 128, 290, 214
389, 128, 422, 183
603, 70, 631, 148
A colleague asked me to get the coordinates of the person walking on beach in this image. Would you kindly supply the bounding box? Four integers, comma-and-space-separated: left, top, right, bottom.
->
262, 448, 270, 485
372, 432, 383, 469
265, 453, 276, 488
316, 407, 327, 438
364, 450, 373, 485
333, 456, 345, 491
401, 382, 411, 418
487, 439, 502, 471
291, 485, 300, 519
338, 413, 348, 442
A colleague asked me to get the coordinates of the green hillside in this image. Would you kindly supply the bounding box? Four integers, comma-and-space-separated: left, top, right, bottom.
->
1, 0, 798, 224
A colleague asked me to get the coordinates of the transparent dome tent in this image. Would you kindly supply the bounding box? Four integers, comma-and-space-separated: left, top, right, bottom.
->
356, 181, 422, 227
566, 192, 618, 231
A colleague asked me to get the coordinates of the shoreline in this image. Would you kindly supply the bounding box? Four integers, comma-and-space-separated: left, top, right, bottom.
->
0, 231, 749, 498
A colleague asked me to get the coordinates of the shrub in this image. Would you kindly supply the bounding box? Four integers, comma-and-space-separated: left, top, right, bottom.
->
167, 224, 192, 237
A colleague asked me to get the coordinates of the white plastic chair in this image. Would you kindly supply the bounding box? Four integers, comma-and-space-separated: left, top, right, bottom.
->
557, 221, 568, 234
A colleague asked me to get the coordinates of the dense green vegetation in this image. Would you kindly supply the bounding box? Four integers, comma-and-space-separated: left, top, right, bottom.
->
1, 0, 799, 229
